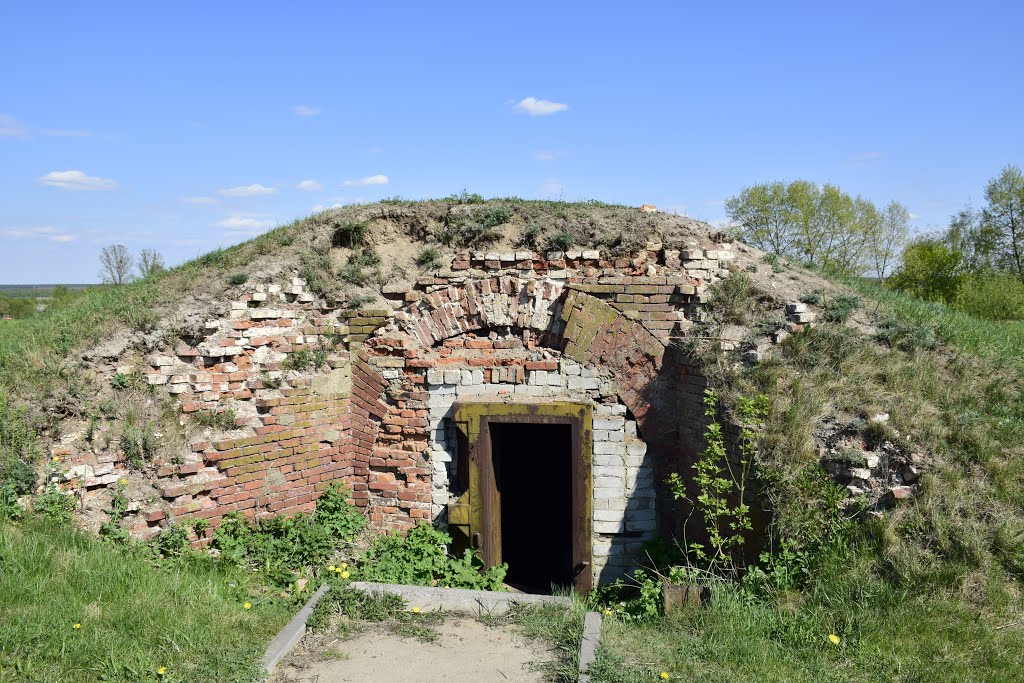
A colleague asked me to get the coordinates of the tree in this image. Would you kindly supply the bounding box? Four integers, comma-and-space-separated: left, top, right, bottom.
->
98, 244, 133, 285
982, 165, 1024, 279
869, 201, 910, 281
137, 249, 165, 278
725, 180, 907, 277
887, 236, 966, 303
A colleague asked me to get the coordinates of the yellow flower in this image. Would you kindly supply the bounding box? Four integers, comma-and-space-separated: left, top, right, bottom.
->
157, 666, 168, 676
340, 562, 348, 569
828, 633, 841, 645
660, 673, 670, 680
412, 606, 420, 613
243, 602, 252, 610
119, 478, 127, 486
328, 565, 336, 572
340, 571, 350, 579
52, 456, 59, 462
603, 609, 613, 616
73, 623, 81, 630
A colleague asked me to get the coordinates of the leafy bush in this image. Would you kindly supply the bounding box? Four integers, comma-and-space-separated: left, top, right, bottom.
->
708, 272, 756, 324
954, 271, 1024, 321
546, 230, 575, 252
35, 484, 76, 522
358, 522, 507, 590
887, 236, 966, 303
521, 223, 542, 247
447, 190, 485, 204
228, 273, 248, 286
0, 397, 39, 505
479, 206, 512, 228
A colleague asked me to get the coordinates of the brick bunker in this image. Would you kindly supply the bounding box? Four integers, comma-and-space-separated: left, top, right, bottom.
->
55, 239, 744, 590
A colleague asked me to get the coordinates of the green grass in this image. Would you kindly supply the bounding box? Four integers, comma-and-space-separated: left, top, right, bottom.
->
595, 577, 1024, 683
0, 516, 292, 683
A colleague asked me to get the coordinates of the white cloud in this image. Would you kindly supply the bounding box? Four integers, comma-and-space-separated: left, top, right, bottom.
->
0, 114, 29, 138
41, 129, 94, 137
343, 174, 389, 187
513, 97, 568, 116
909, 212, 921, 220
218, 183, 278, 197
533, 149, 563, 161
217, 215, 275, 232
3, 226, 76, 242
294, 106, 320, 117
313, 203, 345, 212
296, 179, 322, 191
541, 178, 565, 196
183, 196, 217, 205
39, 170, 118, 191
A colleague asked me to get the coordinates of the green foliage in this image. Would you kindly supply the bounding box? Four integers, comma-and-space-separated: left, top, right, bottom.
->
35, 483, 76, 523
822, 294, 860, 322
358, 522, 508, 590
478, 205, 512, 228
120, 425, 158, 468
799, 291, 821, 305
192, 408, 237, 431
282, 345, 328, 371
213, 484, 365, 589
227, 273, 249, 286
299, 252, 334, 297
591, 569, 664, 623
708, 272, 756, 324
668, 389, 768, 577
446, 189, 485, 204
520, 223, 543, 247
726, 180, 908, 276
339, 248, 382, 285
110, 372, 132, 390
99, 480, 131, 544
546, 230, 575, 251
415, 246, 441, 269
0, 397, 39, 511
887, 236, 967, 303
954, 271, 1024, 321
437, 218, 502, 249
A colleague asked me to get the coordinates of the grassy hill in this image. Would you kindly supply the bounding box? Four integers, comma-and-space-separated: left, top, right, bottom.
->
2, 198, 1023, 682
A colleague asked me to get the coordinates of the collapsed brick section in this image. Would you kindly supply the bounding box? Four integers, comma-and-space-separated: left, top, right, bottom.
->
52, 242, 727, 570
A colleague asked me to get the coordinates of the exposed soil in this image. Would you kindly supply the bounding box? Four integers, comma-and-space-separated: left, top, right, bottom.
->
271, 617, 558, 683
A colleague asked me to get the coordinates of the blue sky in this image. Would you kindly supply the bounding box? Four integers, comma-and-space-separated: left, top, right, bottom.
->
2, 1, 1022, 284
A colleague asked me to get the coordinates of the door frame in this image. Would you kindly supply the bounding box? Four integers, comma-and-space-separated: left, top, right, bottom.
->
448, 401, 594, 593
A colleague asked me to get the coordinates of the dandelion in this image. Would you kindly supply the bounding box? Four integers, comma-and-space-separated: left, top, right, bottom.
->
603, 609, 613, 616
157, 666, 167, 676
118, 478, 127, 486
73, 623, 81, 630
340, 562, 348, 569
52, 456, 59, 462
660, 673, 670, 680
340, 571, 350, 579
328, 565, 336, 572
244, 602, 252, 610
412, 607, 421, 613
828, 633, 841, 645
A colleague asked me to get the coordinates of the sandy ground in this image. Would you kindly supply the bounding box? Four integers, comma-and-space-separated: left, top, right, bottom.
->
271, 617, 558, 683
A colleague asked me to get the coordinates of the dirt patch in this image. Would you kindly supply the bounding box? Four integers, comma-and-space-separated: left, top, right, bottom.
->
271, 617, 558, 683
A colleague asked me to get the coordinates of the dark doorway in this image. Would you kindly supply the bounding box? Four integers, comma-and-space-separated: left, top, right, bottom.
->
490, 422, 574, 592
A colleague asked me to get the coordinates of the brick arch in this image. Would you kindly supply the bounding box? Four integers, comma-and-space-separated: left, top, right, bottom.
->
350, 276, 687, 529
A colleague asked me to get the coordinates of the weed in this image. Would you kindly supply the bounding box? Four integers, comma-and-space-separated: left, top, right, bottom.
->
478, 205, 512, 228
227, 273, 249, 286
521, 223, 543, 248
823, 294, 861, 322
546, 230, 576, 252
332, 221, 368, 249
339, 248, 382, 285
799, 292, 821, 305
415, 246, 442, 269
99, 480, 131, 544
438, 219, 501, 249
299, 253, 334, 297
192, 408, 237, 431
708, 272, 756, 324
446, 189, 485, 204
345, 293, 376, 309
35, 484, 76, 522
283, 346, 328, 371
120, 425, 158, 468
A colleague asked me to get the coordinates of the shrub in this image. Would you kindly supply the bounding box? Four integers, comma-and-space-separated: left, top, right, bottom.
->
954, 272, 1024, 321
708, 272, 756, 324
546, 230, 575, 252
521, 223, 543, 248
479, 206, 512, 228
228, 273, 249, 286
358, 522, 507, 590
415, 246, 442, 269
446, 190, 485, 204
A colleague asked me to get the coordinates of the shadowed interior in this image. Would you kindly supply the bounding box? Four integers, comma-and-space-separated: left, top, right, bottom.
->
490, 422, 574, 592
